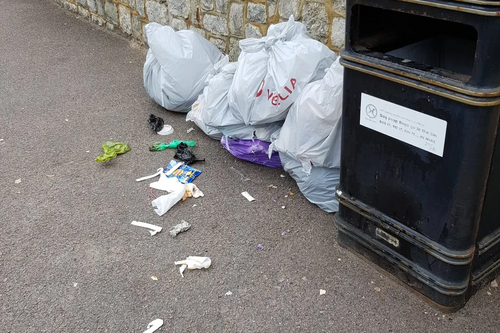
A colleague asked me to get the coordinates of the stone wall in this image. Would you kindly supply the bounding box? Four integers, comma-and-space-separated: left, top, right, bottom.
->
54, 0, 346, 60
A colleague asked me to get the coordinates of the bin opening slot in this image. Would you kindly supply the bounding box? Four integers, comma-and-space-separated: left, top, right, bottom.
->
350, 5, 478, 81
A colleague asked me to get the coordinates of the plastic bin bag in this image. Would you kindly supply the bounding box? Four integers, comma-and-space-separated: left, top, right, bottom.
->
187, 56, 284, 142
271, 58, 343, 174
280, 153, 339, 213
228, 16, 336, 125
143, 23, 223, 112
221, 136, 282, 168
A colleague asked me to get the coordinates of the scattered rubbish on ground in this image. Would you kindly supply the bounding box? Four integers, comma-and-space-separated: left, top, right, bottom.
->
491, 279, 498, 288
290, 192, 294, 196
374, 287, 381, 292
257, 244, 264, 250
143, 22, 223, 112
143, 319, 164, 333
281, 231, 287, 236
242, 191, 255, 202
46, 175, 54, 178
151, 180, 186, 216
150, 172, 183, 192
73, 283, 78, 287
170, 220, 191, 237
148, 114, 164, 132
149, 140, 196, 151
320, 289, 327, 295
187, 127, 194, 133
230, 167, 250, 182
281, 206, 286, 209
0, 139, 4, 142
182, 183, 204, 201
280, 174, 285, 178
174, 142, 205, 165
148, 114, 174, 136
221, 136, 282, 168
164, 160, 202, 183
151, 276, 158, 281
268, 184, 277, 188
487, 291, 492, 296
225, 291, 233, 296
131, 221, 163, 236
174, 256, 211, 277
15, 179, 21, 184
136, 168, 163, 182
157, 124, 174, 136
95, 141, 131, 162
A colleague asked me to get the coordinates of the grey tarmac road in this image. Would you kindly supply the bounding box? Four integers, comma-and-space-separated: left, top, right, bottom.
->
1, 1, 499, 332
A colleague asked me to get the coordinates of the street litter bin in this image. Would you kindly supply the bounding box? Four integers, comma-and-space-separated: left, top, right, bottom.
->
335, 0, 500, 311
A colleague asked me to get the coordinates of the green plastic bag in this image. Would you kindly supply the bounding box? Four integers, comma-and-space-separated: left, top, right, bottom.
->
96, 141, 131, 162
149, 140, 196, 152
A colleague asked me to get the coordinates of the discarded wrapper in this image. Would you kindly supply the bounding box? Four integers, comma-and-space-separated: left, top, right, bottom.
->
241, 191, 255, 202
152, 183, 186, 216
143, 319, 163, 333
164, 160, 202, 183
136, 168, 163, 182
182, 183, 204, 201
157, 124, 174, 136
170, 220, 191, 237
150, 172, 183, 192
131, 221, 162, 236
174, 256, 211, 277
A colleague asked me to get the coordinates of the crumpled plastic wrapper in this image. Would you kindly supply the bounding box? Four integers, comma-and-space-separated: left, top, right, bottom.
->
174, 256, 211, 277
95, 141, 131, 162
169, 220, 191, 237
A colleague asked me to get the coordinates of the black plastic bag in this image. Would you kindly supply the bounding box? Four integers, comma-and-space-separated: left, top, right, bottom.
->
148, 114, 164, 132
174, 142, 204, 165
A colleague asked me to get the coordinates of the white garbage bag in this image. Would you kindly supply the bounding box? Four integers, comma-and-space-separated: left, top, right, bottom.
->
201, 58, 241, 128
228, 16, 336, 125
271, 58, 343, 174
143, 22, 223, 112
280, 153, 339, 213
187, 56, 284, 142
186, 93, 223, 140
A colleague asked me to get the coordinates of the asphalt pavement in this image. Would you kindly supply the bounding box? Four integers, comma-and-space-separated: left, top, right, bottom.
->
1, 1, 499, 332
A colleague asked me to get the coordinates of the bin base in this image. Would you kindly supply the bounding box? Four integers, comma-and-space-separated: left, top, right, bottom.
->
335, 213, 470, 312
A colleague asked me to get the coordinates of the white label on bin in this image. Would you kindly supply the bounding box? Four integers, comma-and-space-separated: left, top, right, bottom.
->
360, 93, 447, 157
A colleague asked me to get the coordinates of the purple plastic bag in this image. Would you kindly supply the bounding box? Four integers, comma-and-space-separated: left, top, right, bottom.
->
221, 136, 282, 168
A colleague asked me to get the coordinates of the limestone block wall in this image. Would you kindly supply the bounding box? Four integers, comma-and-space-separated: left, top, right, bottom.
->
54, 0, 346, 60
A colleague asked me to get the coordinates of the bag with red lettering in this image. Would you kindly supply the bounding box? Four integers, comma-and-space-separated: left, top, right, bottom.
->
228, 16, 336, 125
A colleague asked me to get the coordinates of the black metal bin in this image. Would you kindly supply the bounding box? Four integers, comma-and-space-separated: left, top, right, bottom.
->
335, 59, 500, 310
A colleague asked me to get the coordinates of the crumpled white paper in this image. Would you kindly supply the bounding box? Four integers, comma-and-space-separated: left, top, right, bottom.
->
185, 183, 204, 198
174, 256, 211, 277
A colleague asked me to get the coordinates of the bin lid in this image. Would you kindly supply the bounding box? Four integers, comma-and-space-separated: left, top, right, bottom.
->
339, 56, 500, 107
